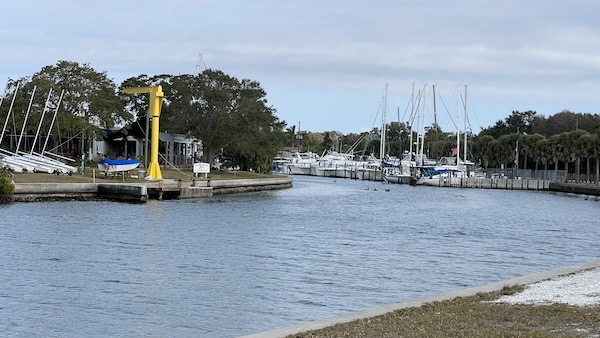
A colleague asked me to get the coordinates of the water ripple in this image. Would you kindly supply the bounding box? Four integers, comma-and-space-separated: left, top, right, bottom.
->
0, 176, 598, 337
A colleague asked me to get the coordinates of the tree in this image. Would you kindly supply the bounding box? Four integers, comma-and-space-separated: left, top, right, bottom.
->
0, 168, 15, 195
593, 134, 600, 185
474, 135, 494, 169
533, 137, 549, 172
505, 110, 536, 135
479, 111, 536, 139
36, 61, 127, 133
575, 132, 594, 183
225, 78, 286, 173
525, 134, 546, 172
3, 61, 127, 157
285, 125, 296, 148
322, 132, 333, 152
137, 70, 286, 173
495, 134, 515, 170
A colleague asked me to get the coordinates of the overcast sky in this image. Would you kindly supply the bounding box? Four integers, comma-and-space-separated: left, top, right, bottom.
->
2, 1, 600, 134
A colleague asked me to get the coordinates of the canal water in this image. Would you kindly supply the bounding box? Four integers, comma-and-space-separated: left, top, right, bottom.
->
0, 175, 598, 337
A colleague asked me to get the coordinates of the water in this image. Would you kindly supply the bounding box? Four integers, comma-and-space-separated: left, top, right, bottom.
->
0, 175, 598, 337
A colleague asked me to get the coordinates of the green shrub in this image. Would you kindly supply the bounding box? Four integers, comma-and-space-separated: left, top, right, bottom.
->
0, 168, 15, 194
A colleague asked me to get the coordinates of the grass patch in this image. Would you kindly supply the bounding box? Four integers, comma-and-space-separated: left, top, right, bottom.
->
288, 286, 600, 337
11, 166, 278, 184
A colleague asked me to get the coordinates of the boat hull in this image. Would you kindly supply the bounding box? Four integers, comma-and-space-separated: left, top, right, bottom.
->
97, 159, 141, 173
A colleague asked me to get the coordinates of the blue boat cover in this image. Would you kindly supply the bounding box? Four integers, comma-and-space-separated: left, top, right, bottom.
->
98, 158, 140, 165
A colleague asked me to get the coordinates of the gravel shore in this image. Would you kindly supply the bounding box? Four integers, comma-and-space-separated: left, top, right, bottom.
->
496, 266, 600, 307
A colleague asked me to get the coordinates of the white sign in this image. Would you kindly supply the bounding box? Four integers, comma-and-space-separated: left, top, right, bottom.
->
193, 162, 210, 177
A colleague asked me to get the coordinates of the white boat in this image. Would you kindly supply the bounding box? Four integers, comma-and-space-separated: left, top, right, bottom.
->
97, 158, 141, 173
356, 157, 384, 181
288, 151, 319, 175
417, 167, 461, 186
416, 156, 482, 186
383, 152, 413, 184
310, 151, 355, 178
271, 158, 291, 175
383, 167, 411, 184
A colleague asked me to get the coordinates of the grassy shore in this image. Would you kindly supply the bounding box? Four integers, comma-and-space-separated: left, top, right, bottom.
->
287, 285, 600, 337
11, 166, 276, 184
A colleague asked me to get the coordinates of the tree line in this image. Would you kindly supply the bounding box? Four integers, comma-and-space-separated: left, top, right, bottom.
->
2, 60, 599, 178
1, 61, 286, 174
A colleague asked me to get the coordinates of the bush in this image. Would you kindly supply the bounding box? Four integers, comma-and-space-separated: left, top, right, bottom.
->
0, 168, 15, 194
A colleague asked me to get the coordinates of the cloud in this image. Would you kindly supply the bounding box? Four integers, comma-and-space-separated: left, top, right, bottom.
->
3, 0, 600, 133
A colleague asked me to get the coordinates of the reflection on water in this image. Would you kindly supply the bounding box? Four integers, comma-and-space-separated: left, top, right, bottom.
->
0, 176, 598, 337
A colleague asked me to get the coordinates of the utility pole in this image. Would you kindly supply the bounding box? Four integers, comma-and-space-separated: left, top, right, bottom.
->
515, 127, 519, 178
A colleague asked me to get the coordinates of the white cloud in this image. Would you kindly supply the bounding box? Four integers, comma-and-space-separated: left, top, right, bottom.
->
2, 0, 600, 133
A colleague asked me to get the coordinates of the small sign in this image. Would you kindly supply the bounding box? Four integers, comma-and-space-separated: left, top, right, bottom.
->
193, 162, 210, 177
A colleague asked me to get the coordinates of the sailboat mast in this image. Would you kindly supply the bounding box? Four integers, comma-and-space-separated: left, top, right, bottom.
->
16, 85, 37, 153
380, 83, 388, 159
456, 86, 460, 165
41, 90, 65, 155
418, 86, 426, 165
463, 84, 468, 165
31, 88, 53, 154
409, 83, 414, 161
433, 85, 438, 160
0, 81, 20, 144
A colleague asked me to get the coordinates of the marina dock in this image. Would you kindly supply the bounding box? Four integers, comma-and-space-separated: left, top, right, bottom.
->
421, 176, 600, 197
428, 177, 551, 190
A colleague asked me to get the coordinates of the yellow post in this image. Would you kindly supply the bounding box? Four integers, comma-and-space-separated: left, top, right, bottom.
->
122, 86, 164, 180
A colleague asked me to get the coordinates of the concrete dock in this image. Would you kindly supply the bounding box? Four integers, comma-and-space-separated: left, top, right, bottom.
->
9, 177, 293, 203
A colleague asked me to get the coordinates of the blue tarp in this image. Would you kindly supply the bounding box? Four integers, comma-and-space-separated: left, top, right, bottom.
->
98, 158, 140, 165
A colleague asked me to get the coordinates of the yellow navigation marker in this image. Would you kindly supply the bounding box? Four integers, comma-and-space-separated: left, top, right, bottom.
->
121, 86, 164, 180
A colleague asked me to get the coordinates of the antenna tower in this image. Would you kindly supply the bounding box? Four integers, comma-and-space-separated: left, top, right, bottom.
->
197, 53, 206, 73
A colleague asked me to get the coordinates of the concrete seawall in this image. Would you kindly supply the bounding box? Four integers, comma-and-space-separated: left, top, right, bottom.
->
240, 260, 600, 338
9, 177, 293, 203
13, 183, 148, 203
209, 177, 293, 195
549, 182, 600, 197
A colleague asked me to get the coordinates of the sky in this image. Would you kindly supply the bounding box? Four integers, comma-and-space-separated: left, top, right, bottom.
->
2, 1, 600, 135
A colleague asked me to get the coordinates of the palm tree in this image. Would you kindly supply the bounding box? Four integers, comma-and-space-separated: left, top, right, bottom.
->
565, 130, 589, 183
575, 132, 593, 183
590, 133, 600, 185
474, 135, 495, 171
527, 134, 546, 174
547, 134, 562, 181
496, 134, 514, 171
596, 134, 600, 186
285, 125, 296, 148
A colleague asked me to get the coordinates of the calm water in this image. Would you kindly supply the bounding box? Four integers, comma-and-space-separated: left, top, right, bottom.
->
0, 175, 598, 337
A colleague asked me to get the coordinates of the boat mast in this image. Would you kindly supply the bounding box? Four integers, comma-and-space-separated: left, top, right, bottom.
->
433, 84, 438, 160
408, 82, 414, 162
41, 90, 65, 156
30, 88, 53, 154
418, 86, 426, 165
463, 84, 468, 165
456, 85, 460, 165
380, 83, 387, 159
0, 81, 20, 146
16, 85, 36, 153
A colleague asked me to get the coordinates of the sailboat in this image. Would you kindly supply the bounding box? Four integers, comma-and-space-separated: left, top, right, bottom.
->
357, 84, 388, 181
0, 85, 77, 174
417, 85, 481, 186
384, 83, 434, 184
